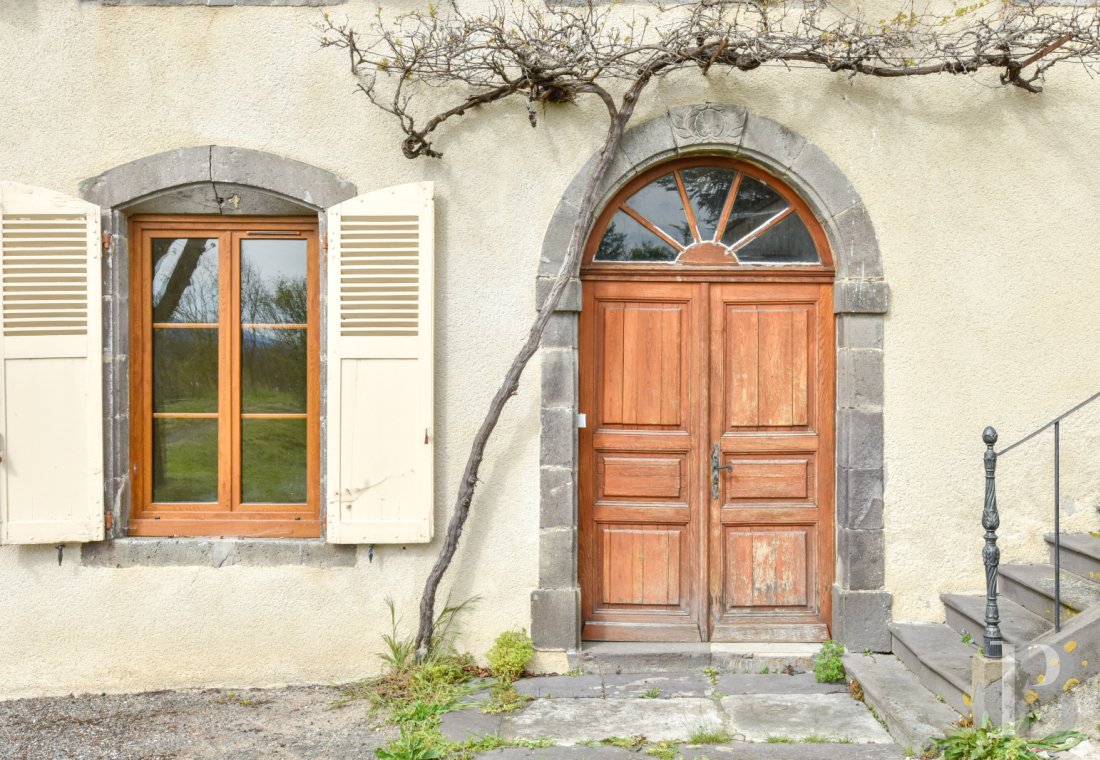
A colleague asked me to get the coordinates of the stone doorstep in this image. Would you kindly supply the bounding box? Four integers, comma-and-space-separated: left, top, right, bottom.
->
571, 642, 819, 675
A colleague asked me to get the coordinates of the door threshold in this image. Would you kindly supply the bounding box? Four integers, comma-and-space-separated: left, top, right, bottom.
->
571, 641, 820, 675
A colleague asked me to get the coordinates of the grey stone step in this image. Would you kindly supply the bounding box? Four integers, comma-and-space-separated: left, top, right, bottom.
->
889, 622, 973, 716
999, 563, 1100, 624
941, 592, 1051, 648
572, 642, 816, 675
1045, 533, 1100, 583
842, 653, 960, 754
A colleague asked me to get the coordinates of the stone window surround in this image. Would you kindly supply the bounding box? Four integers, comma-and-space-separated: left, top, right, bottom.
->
78, 146, 358, 568
531, 103, 892, 654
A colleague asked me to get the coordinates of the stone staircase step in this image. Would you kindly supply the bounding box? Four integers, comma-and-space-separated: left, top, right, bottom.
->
842, 653, 960, 754
999, 563, 1100, 624
1045, 532, 1100, 584
941, 592, 1051, 648
889, 622, 974, 717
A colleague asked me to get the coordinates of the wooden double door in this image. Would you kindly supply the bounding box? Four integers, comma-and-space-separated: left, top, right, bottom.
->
579, 280, 835, 642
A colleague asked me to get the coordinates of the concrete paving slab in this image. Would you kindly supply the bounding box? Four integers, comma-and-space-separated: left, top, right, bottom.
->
481, 744, 906, 758
721, 693, 893, 743
601, 672, 712, 698
715, 673, 848, 695
439, 707, 502, 742
501, 697, 724, 744
514, 675, 605, 699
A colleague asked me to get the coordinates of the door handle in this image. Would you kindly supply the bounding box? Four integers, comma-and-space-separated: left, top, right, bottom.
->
711, 443, 733, 500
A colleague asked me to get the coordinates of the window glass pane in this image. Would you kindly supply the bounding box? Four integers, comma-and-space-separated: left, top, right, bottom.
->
153, 328, 218, 413
734, 213, 820, 263
594, 211, 678, 262
720, 177, 789, 247
681, 167, 736, 241
625, 172, 693, 246
241, 239, 308, 324
152, 418, 218, 502
151, 238, 219, 323
241, 328, 307, 413
241, 419, 307, 503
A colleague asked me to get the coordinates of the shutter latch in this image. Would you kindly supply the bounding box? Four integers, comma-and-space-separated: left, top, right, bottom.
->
102, 232, 111, 252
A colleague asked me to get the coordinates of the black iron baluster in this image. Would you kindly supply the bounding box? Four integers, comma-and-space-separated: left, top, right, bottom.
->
1054, 421, 1061, 633
983, 427, 1003, 659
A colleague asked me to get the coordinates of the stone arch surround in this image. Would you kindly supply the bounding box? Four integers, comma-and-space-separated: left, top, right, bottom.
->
79, 147, 357, 543
531, 104, 892, 654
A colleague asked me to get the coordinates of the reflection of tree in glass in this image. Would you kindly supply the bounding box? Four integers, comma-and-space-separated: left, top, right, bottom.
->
240, 258, 308, 412
721, 177, 788, 246
678, 168, 736, 240
152, 239, 219, 323
596, 221, 678, 261
596, 223, 628, 260
153, 329, 218, 413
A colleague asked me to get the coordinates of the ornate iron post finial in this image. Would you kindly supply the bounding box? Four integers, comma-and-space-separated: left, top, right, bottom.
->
982, 426, 1003, 659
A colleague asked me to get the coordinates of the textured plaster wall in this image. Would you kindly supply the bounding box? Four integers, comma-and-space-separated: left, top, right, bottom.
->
0, 0, 1099, 697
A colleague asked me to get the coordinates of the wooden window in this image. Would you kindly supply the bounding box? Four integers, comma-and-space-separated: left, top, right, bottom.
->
588, 158, 830, 268
129, 216, 320, 538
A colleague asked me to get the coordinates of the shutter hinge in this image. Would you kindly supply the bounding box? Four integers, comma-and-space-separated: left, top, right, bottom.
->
104, 511, 113, 531
102, 232, 112, 252
321, 234, 328, 252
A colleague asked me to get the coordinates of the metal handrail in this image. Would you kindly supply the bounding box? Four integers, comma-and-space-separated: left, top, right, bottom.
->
982, 390, 1100, 657
997, 390, 1100, 457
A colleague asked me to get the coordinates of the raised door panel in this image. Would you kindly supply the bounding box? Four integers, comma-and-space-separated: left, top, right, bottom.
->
580, 282, 704, 642
709, 284, 833, 643
724, 305, 813, 430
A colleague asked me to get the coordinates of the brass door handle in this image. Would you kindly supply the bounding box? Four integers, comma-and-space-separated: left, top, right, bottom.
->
711, 443, 733, 500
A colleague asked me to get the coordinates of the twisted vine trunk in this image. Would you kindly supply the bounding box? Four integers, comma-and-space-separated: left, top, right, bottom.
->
414, 82, 647, 655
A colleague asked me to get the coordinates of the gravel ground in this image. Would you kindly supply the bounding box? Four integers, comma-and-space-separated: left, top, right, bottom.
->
0, 685, 395, 760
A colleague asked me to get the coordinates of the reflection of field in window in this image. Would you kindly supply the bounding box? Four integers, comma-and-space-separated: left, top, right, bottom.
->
152, 418, 218, 503
148, 237, 310, 505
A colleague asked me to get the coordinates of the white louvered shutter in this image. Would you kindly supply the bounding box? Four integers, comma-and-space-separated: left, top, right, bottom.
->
0, 182, 103, 544
325, 182, 434, 543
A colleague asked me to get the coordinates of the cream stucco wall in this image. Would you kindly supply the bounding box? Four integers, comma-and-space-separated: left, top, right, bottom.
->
1, 0, 1099, 698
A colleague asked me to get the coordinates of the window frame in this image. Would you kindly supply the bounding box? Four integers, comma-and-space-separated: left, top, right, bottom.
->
128, 215, 321, 538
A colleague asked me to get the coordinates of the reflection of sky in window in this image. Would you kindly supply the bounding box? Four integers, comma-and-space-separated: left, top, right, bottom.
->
625, 173, 692, 246
241, 240, 307, 289
241, 239, 308, 324
152, 239, 218, 308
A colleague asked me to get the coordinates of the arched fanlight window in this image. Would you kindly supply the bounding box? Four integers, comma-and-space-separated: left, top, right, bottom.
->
589, 158, 827, 266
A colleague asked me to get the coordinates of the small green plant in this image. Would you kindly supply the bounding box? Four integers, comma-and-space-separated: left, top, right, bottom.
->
688, 727, 731, 744
645, 741, 678, 760
766, 736, 794, 743
599, 736, 647, 750
758, 665, 771, 674
702, 666, 720, 685
813, 640, 846, 683
935, 694, 945, 703
640, 687, 660, 699
486, 629, 535, 682
802, 734, 828, 743
934, 717, 1084, 760
960, 631, 976, 646
376, 727, 444, 760
482, 682, 530, 714
564, 667, 584, 676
